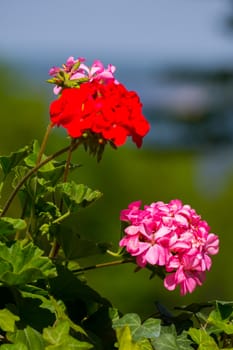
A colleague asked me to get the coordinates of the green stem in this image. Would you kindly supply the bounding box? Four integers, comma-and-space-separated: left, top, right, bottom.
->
62, 138, 76, 183
72, 258, 134, 274
49, 239, 59, 259
14, 231, 20, 240
0, 140, 80, 218
52, 210, 70, 224
49, 138, 77, 259
106, 248, 124, 257
25, 124, 53, 240
58, 138, 76, 213
36, 123, 53, 165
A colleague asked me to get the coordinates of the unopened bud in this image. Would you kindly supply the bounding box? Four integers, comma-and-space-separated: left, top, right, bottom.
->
82, 132, 88, 138
71, 60, 81, 72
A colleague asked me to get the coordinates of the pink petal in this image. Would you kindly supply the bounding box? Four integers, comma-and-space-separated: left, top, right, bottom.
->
174, 214, 189, 227
164, 273, 177, 291
53, 86, 61, 95
155, 225, 171, 239
145, 244, 167, 266
206, 234, 219, 255
125, 225, 140, 236
180, 275, 197, 295
136, 254, 147, 267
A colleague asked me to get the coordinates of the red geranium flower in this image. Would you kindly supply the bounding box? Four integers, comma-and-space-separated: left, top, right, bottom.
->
50, 80, 150, 148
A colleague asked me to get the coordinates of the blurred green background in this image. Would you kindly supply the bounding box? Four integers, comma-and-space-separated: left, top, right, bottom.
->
0, 59, 232, 319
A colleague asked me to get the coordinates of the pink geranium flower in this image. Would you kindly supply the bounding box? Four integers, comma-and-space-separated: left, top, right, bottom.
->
164, 255, 206, 295
120, 223, 171, 267
49, 56, 118, 95
119, 200, 219, 295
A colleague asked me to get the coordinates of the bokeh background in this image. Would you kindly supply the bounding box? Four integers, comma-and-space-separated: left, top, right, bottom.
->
1, 0, 233, 318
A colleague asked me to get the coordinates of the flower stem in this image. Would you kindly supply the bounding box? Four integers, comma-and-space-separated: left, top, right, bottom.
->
49, 239, 59, 259
52, 210, 70, 224
0, 141, 80, 218
63, 138, 76, 182
14, 231, 20, 240
36, 123, 53, 165
106, 248, 125, 257
72, 258, 134, 274
49, 138, 78, 259
24, 123, 53, 239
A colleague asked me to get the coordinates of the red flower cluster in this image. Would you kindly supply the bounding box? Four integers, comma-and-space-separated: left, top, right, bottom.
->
50, 80, 150, 148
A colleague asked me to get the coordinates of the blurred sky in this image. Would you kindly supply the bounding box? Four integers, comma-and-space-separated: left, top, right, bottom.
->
1, 0, 233, 65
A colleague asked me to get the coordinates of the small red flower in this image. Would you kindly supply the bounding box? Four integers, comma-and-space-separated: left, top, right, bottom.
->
49, 81, 150, 148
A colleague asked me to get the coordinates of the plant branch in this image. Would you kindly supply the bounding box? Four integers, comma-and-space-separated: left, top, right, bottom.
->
62, 138, 76, 183
72, 257, 134, 274
0, 140, 80, 217
49, 138, 77, 259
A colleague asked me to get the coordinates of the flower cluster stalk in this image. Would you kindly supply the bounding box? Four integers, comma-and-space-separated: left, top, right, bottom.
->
36, 123, 53, 165
72, 257, 134, 274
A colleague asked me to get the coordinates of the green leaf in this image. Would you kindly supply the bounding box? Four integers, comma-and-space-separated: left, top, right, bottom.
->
83, 304, 117, 349
24, 140, 53, 171
134, 318, 161, 341
109, 307, 120, 323
39, 162, 81, 185
16, 296, 55, 332
0, 181, 4, 199
7, 326, 45, 350
36, 199, 61, 227
23, 141, 80, 181
188, 328, 218, 350
216, 301, 233, 320
0, 344, 28, 350
19, 284, 56, 318
0, 145, 30, 177
12, 166, 28, 188
49, 266, 110, 334
176, 331, 194, 350
136, 339, 153, 350
49, 296, 87, 336
115, 326, 141, 350
174, 301, 213, 314
43, 320, 93, 350
0, 308, 19, 332
56, 182, 102, 211
0, 241, 56, 286
113, 313, 141, 334
0, 217, 26, 236
57, 227, 111, 259
43, 320, 69, 345
151, 325, 191, 350
49, 265, 108, 307
112, 313, 161, 342
151, 333, 179, 350
208, 301, 233, 335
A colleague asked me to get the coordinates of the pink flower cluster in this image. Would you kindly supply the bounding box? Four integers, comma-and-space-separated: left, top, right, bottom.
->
49, 56, 117, 95
119, 200, 219, 295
